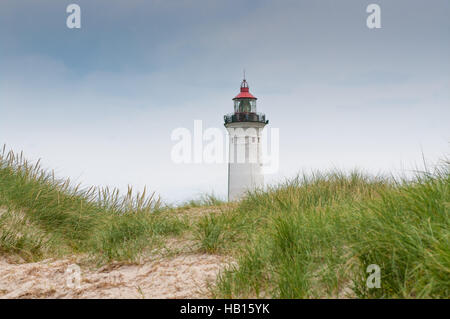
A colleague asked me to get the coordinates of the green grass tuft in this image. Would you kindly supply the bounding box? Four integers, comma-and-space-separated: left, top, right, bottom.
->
213, 168, 449, 298
0, 146, 182, 263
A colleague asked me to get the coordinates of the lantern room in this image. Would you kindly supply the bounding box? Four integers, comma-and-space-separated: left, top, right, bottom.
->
233, 79, 257, 113
224, 78, 268, 125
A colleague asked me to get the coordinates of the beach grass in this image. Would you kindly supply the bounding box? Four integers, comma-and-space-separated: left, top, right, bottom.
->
0, 146, 448, 298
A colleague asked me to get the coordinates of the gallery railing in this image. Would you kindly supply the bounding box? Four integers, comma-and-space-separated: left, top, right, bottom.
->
224, 112, 268, 124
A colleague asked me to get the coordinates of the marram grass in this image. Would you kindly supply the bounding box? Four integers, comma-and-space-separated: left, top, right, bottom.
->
0, 146, 448, 298
0, 147, 186, 263
212, 167, 449, 298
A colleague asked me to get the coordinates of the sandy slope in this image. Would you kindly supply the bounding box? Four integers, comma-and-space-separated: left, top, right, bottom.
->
0, 206, 234, 298
0, 253, 230, 299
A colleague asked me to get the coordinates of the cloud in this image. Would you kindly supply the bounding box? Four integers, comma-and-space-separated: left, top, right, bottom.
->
0, 0, 449, 201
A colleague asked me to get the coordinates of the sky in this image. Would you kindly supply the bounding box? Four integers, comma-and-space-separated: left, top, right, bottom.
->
1, 0, 449, 203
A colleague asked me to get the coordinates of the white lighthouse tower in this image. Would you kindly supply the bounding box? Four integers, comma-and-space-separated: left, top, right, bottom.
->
224, 77, 268, 201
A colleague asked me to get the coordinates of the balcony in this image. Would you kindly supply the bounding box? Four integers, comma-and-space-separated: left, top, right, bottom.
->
224, 112, 268, 125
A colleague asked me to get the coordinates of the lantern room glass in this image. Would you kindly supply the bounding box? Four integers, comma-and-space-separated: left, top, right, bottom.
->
234, 99, 256, 113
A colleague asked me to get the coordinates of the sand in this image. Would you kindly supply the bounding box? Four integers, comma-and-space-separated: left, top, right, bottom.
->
0, 254, 230, 299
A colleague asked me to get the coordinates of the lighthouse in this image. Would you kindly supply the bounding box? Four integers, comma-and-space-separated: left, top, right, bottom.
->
224, 78, 269, 201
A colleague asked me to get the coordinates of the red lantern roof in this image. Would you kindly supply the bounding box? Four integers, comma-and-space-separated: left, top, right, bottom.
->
233, 79, 257, 100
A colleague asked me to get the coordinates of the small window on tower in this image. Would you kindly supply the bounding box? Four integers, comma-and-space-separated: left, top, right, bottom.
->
252, 137, 256, 143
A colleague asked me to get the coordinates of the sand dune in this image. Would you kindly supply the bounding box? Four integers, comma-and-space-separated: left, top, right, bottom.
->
0, 254, 229, 299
